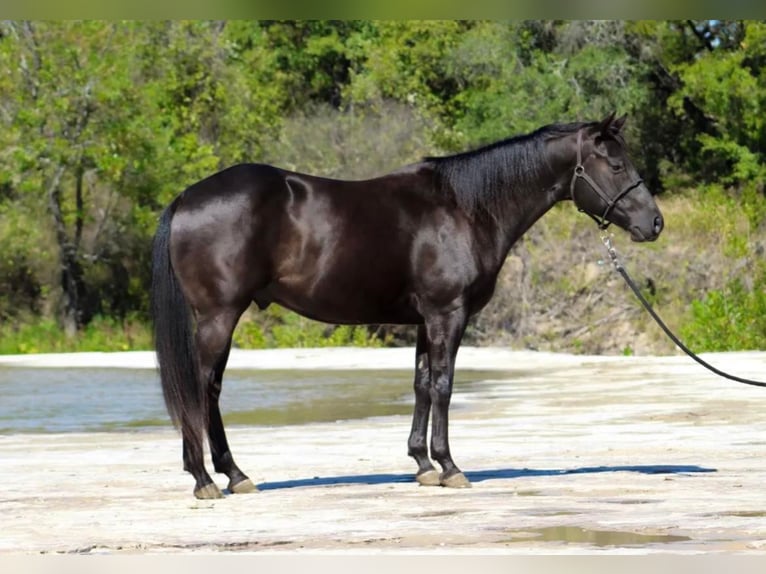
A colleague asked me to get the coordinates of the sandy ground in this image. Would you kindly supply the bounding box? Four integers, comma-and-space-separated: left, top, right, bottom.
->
1, 347, 765, 555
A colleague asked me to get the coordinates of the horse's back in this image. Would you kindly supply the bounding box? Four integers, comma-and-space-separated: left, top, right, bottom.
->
173, 161, 436, 214
172, 163, 284, 209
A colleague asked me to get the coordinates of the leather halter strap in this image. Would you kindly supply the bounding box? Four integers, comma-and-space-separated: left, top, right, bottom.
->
569, 129, 644, 230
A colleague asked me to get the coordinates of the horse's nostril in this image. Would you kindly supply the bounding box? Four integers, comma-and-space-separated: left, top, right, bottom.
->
653, 215, 664, 235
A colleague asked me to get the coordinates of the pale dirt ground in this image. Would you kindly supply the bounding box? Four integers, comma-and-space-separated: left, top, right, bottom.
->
1, 348, 765, 555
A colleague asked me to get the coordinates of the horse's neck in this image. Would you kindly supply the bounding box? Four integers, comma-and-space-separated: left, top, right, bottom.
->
492, 176, 567, 260
494, 135, 575, 256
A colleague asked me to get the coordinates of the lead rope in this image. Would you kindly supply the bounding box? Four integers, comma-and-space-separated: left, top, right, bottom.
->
600, 232, 766, 388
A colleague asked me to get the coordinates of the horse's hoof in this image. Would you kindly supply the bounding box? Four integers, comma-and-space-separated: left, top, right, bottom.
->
440, 472, 472, 489
416, 469, 441, 487
194, 483, 224, 499
229, 478, 258, 494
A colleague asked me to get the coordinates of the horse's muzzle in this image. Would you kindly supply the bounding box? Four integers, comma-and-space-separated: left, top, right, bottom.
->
630, 215, 664, 242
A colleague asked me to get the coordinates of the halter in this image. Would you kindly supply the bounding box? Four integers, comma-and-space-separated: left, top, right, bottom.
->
569, 129, 644, 230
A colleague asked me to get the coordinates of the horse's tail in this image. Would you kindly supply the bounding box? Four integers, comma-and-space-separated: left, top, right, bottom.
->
150, 202, 206, 438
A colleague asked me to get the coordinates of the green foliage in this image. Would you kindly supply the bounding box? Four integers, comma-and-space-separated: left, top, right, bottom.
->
665, 21, 766, 198
344, 20, 470, 148
0, 200, 55, 320
680, 266, 766, 352
0, 314, 152, 354
232, 306, 389, 350
445, 22, 651, 148
1, 20, 765, 354
671, 184, 766, 352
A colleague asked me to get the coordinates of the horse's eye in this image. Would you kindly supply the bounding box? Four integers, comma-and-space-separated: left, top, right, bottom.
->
610, 162, 624, 173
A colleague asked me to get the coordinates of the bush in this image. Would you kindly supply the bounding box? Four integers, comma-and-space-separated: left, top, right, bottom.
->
680, 264, 766, 352
232, 306, 389, 349
0, 314, 152, 354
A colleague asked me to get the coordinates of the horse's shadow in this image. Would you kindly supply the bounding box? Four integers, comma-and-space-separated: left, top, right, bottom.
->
254, 464, 716, 492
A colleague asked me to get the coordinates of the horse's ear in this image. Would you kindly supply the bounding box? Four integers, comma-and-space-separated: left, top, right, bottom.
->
595, 111, 616, 136
592, 112, 626, 140
611, 114, 628, 133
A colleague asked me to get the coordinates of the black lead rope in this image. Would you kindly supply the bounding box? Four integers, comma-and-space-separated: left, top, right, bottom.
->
600, 233, 766, 388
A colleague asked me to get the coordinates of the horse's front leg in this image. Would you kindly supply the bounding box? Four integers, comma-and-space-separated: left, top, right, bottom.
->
407, 325, 440, 486
424, 307, 471, 488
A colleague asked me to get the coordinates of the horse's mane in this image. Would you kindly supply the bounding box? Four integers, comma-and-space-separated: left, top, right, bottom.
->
425, 121, 598, 217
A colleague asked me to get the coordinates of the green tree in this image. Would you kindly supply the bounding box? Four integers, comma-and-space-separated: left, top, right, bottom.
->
443, 21, 652, 152
0, 21, 296, 334
0, 22, 161, 334
0, 20, 764, 353
667, 21, 766, 193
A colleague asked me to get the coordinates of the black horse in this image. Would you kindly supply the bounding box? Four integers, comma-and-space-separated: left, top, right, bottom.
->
151, 113, 663, 499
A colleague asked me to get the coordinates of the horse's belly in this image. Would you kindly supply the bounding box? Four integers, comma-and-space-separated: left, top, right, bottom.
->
263, 279, 421, 325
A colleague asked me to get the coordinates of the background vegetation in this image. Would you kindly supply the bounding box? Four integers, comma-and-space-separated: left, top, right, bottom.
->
0, 20, 764, 354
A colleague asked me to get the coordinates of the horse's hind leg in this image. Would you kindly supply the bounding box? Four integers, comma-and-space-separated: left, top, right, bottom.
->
182, 307, 233, 499
407, 325, 440, 486
208, 337, 257, 494
182, 425, 220, 499
194, 306, 255, 497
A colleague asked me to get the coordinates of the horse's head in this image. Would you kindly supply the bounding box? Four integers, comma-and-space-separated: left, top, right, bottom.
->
569, 113, 663, 242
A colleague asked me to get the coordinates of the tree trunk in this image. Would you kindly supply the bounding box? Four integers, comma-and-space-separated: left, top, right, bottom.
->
59, 244, 87, 337
48, 164, 89, 337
